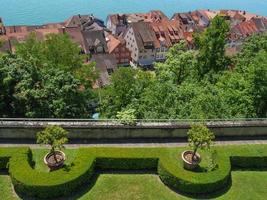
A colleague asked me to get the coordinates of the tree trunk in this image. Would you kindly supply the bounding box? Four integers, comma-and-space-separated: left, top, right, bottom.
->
192, 147, 198, 162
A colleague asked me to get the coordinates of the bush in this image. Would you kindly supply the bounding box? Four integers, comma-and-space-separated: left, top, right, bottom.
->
231, 156, 267, 169
9, 148, 95, 199
116, 109, 137, 126
0, 145, 266, 198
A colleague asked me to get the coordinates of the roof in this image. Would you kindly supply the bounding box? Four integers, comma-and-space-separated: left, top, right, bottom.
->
150, 19, 183, 48
65, 14, 105, 31
64, 27, 85, 49
108, 10, 169, 26
91, 54, 117, 86
131, 21, 156, 50
106, 34, 121, 53
82, 30, 108, 52
230, 18, 265, 39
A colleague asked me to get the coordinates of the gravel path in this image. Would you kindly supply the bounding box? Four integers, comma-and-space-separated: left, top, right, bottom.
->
1, 139, 267, 148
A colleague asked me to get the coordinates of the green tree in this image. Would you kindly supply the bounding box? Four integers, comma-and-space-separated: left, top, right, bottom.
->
235, 34, 267, 117
15, 32, 44, 67
155, 41, 197, 84
236, 33, 267, 68
187, 124, 215, 161
138, 81, 179, 119
216, 71, 256, 118
0, 55, 95, 118
16, 33, 97, 86
100, 68, 153, 118
37, 126, 68, 163
195, 16, 230, 79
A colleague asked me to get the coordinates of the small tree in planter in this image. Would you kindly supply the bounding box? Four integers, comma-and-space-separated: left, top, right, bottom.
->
182, 124, 215, 170
37, 125, 68, 170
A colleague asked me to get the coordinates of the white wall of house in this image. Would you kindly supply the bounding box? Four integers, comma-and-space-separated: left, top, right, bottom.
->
124, 28, 139, 63
125, 27, 156, 66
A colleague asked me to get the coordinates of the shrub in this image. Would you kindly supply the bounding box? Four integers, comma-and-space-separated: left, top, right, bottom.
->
116, 108, 137, 126
0, 145, 266, 198
37, 125, 68, 163
188, 124, 215, 160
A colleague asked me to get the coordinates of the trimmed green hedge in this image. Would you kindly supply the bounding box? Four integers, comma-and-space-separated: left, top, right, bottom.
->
0, 145, 267, 199
9, 148, 95, 199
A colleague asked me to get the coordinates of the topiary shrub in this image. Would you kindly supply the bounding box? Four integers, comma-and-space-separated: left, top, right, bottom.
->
188, 124, 215, 161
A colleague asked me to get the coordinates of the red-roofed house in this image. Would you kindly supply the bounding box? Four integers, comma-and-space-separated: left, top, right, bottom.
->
107, 34, 131, 66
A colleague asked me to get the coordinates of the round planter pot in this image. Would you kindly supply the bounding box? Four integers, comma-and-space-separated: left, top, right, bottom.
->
181, 150, 201, 170
44, 150, 66, 170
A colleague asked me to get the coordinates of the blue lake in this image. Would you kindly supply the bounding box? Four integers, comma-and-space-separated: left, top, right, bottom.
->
1, 0, 267, 25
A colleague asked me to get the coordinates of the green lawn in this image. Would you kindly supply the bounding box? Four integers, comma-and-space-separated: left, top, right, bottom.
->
1, 171, 267, 200
1, 146, 267, 200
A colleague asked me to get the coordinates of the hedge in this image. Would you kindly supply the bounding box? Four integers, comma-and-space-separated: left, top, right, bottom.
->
0, 145, 267, 199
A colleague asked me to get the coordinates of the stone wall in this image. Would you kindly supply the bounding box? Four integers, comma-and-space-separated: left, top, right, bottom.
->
0, 119, 266, 140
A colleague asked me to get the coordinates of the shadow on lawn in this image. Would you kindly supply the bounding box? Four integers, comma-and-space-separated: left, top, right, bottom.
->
16, 169, 233, 200
165, 178, 232, 200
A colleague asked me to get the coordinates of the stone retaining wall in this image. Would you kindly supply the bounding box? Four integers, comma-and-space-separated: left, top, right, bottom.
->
0, 119, 266, 140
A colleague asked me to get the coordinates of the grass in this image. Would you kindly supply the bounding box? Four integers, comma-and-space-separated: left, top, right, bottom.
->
1, 171, 267, 200
0, 174, 17, 200
0, 146, 267, 200
32, 149, 78, 172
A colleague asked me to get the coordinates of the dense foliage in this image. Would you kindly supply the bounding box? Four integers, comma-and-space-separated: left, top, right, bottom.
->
0, 55, 95, 118
100, 17, 267, 119
0, 16, 266, 119
16, 33, 97, 87
0, 33, 98, 118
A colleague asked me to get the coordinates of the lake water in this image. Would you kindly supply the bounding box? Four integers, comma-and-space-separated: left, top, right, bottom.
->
1, 0, 267, 25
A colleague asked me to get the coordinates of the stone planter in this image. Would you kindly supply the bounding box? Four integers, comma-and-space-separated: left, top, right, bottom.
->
44, 150, 66, 170
181, 150, 201, 170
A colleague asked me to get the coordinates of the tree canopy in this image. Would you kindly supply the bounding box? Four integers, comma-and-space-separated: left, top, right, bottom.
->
99, 17, 267, 119
194, 16, 230, 80
15, 33, 97, 87
0, 55, 95, 118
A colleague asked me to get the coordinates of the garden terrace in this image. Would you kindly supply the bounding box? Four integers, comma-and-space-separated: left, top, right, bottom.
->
0, 145, 267, 199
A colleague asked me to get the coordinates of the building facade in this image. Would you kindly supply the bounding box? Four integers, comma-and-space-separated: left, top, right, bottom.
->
124, 22, 156, 68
